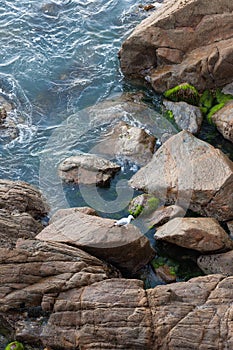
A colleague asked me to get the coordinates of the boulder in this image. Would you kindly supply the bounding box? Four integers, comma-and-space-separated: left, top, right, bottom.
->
212, 100, 233, 143
0, 239, 118, 313
36, 211, 155, 274
119, 0, 233, 92
58, 153, 120, 187
129, 131, 233, 221
147, 274, 233, 349
0, 209, 43, 248
198, 250, 233, 276
163, 100, 203, 134
145, 205, 186, 228
93, 121, 156, 166
155, 217, 233, 252
0, 179, 49, 218
50, 206, 99, 224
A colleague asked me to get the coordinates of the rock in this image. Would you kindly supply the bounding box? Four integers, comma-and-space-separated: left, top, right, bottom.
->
0, 179, 49, 218
93, 121, 156, 166
119, 0, 233, 92
211, 100, 233, 142
0, 209, 43, 248
0, 239, 118, 312
58, 153, 120, 187
50, 206, 99, 224
227, 220, 233, 237
128, 194, 160, 218
155, 265, 177, 283
36, 211, 155, 274
163, 100, 203, 134
155, 217, 233, 253
147, 274, 233, 349
42, 278, 151, 350
198, 250, 233, 276
129, 131, 233, 221
145, 205, 186, 228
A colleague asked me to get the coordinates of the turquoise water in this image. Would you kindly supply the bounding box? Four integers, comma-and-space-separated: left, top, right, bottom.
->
0, 0, 161, 198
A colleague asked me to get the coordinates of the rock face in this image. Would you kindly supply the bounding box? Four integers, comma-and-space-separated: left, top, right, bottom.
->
0, 209, 43, 248
212, 100, 233, 143
198, 250, 233, 276
155, 217, 233, 253
36, 211, 155, 274
93, 121, 156, 166
0, 179, 49, 218
129, 131, 233, 221
146, 205, 186, 228
163, 100, 203, 134
58, 153, 121, 187
119, 0, 233, 92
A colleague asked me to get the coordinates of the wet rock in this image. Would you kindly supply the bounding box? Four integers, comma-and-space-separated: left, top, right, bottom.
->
198, 250, 233, 276
93, 121, 156, 166
50, 206, 99, 224
119, 0, 233, 92
58, 153, 120, 187
36, 211, 155, 274
155, 265, 177, 283
129, 131, 233, 221
145, 205, 186, 228
0, 179, 49, 218
212, 100, 233, 143
0, 209, 43, 248
163, 100, 203, 134
155, 217, 233, 253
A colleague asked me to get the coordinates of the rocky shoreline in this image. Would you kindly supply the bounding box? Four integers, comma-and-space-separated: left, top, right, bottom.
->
1, 0, 233, 349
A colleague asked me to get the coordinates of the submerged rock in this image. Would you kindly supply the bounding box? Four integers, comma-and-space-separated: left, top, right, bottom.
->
36, 210, 155, 274
119, 0, 233, 92
93, 121, 156, 166
129, 131, 233, 221
155, 217, 233, 253
58, 153, 120, 187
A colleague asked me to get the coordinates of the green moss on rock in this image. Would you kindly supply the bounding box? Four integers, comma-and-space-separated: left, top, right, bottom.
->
5, 341, 24, 350
216, 89, 233, 104
164, 83, 200, 106
207, 103, 225, 124
200, 90, 214, 109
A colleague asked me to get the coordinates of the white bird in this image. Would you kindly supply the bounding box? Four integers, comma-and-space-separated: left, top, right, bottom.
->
114, 215, 134, 226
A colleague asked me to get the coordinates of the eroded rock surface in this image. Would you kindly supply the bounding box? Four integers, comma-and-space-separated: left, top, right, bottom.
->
93, 121, 156, 166
155, 217, 233, 252
58, 153, 120, 187
212, 100, 233, 143
130, 131, 233, 221
119, 0, 233, 92
37, 211, 155, 274
198, 250, 233, 276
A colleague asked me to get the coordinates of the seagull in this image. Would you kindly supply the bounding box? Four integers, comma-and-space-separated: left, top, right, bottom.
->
114, 214, 134, 226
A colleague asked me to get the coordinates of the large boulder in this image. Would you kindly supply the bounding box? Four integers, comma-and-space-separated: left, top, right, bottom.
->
119, 0, 233, 92
212, 100, 233, 143
155, 217, 233, 253
0, 179, 49, 218
58, 153, 120, 187
36, 211, 155, 274
129, 131, 233, 221
93, 121, 156, 166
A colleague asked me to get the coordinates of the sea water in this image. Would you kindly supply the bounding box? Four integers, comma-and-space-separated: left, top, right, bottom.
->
0, 0, 165, 214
